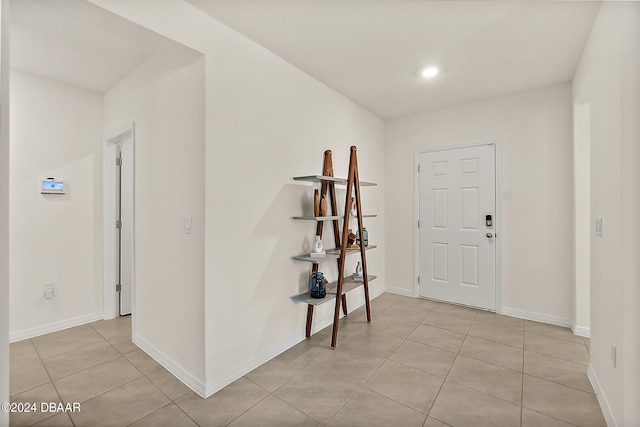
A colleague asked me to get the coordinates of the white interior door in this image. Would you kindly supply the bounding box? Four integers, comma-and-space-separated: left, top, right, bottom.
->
104, 123, 134, 319
419, 144, 496, 310
119, 145, 133, 316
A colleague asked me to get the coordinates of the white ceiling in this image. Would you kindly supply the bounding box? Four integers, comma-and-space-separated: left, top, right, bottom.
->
188, 0, 601, 119
10, 0, 199, 93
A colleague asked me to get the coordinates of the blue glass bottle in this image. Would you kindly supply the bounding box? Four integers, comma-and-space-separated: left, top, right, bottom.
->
355, 228, 369, 246
309, 272, 327, 298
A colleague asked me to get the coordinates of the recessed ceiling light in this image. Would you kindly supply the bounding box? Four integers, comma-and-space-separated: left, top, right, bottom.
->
421, 67, 439, 79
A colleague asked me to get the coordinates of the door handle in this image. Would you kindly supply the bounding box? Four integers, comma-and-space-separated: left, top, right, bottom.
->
486, 232, 493, 238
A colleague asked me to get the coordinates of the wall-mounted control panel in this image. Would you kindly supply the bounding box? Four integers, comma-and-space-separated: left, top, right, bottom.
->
41, 178, 65, 195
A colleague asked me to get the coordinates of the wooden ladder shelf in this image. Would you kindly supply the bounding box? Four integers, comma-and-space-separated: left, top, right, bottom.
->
291, 146, 375, 348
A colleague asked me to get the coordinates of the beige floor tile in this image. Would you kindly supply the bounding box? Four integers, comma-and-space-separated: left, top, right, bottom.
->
274, 373, 359, 424
424, 417, 453, 427
10, 340, 41, 370
408, 324, 466, 353
447, 355, 522, 404
393, 296, 438, 310
339, 329, 404, 358
468, 322, 524, 348
316, 346, 386, 385
125, 349, 163, 376
244, 357, 302, 392
459, 336, 524, 372
32, 325, 107, 360
228, 395, 321, 426
368, 313, 421, 338
524, 321, 584, 344
370, 293, 402, 312
110, 337, 139, 355
90, 316, 132, 342
328, 388, 426, 427
176, 378, 268, 426
431, 303, 479, 320
524, 333, 590, 364
474, 311, 525, 331
364, 359, 443, 414
422, 312, 473, 334
9, 382, 62, 427
70, 377, 170, 427
10, 360, 50, 396
521, 408, 575, 427
32, 412, 74, 426
389, 340, 456, 377
384, 304, 431, 323
429, 381, 521, 427
275, 339, 332, 372
129, 403, 198, 427
523, 375, 606, 426
42, 341, 120, 380
145, 364, 192, 401
54, 356, 143, 404
524, 350, 592, 393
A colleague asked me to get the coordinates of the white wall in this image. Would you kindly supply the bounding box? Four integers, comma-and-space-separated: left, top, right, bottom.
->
9, 71, 104, 339
385, 83, 574, 322
104, 52, 206, 390
573, 2, 640, 425
0, 0, 11, 424
88, 0, 386, 397
573, 103, 590, 335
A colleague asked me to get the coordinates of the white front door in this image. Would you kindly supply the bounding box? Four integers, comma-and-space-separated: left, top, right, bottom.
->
419, 144, 496, 310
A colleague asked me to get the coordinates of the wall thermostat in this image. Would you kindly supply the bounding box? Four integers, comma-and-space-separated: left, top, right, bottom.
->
41, 178, 65, 194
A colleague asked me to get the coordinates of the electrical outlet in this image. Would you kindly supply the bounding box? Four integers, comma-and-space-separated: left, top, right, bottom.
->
44, 282, 54, 300
610, 343, 617, 368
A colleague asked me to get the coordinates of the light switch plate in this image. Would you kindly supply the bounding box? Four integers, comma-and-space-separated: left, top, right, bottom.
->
185, 216, 192, 234
595, 218, 603, 236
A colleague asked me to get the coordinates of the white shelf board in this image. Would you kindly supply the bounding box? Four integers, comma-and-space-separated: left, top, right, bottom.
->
292, 245, 377, 263
293, 175, 376, 187
291, 275, 377, 306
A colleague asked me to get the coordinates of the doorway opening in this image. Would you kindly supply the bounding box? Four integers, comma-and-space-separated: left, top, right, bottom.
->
104, 123, 134, 318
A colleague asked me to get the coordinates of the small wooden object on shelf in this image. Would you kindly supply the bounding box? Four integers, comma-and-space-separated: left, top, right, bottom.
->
291, 146, 376, 348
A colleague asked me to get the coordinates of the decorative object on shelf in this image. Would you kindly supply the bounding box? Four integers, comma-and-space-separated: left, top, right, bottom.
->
320, 195, 327, 216
347, 231, 357, 247
354, 262, 363, 280
311, 235, 326, 257
314, 189, 320, 217
350, 197, 357, 216
309, 271, 327, 298
355, 228, 368, 247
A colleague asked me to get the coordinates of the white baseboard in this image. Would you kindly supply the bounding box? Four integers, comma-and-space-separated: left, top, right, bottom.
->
572, 325, 591, 338
204, 330, 305, 398
588, 365, 617, 427
205, 281, 387, 398
10, 312, 104, 342
384, 286, 417, 297
133, 333, 207, 398
500, 306, 572, 328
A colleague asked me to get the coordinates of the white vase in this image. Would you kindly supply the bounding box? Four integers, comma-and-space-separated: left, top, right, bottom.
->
355, 262, 363, 278
313, 235, 323, 253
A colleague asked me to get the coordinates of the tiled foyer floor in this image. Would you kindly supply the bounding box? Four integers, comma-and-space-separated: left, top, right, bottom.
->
9, 293, 605, 426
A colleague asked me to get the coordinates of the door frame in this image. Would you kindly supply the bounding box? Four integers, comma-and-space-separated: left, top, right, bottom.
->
414, 140, 504, 313
103, 122, 135, 319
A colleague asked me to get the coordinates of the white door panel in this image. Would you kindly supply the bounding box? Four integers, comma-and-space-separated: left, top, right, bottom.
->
419, 144, 496, 310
